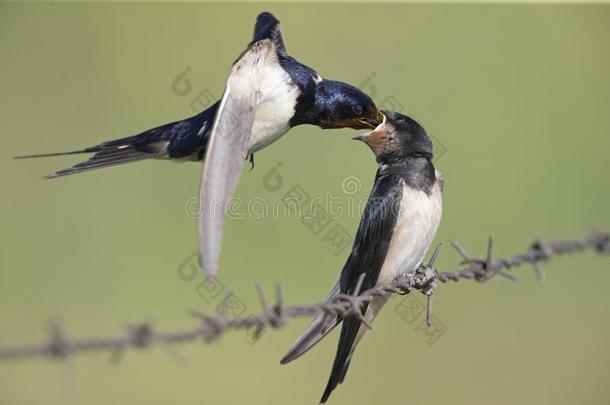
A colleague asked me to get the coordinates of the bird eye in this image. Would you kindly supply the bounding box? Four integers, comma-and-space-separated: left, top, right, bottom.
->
351, 105, 364, 116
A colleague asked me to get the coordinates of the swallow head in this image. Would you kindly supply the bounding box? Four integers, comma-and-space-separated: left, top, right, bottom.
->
353, 110, 433, 163
314, 80, 383, 130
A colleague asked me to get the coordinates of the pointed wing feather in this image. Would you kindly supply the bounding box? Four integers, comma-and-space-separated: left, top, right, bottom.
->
321, 174, 404, 403
251, 12, 286, 51
280, 173, 404, 400
198, 39, 279, 279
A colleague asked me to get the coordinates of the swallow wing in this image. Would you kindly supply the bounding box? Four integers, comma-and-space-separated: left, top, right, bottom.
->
320, 173, 404, 403
249, 12, 286, 52
198, 14, 289, 279
282, 175, 403, 368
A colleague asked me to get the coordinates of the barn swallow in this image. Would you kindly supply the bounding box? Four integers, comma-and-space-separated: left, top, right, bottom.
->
280, 111, 444, 403
15, 12, 382, 279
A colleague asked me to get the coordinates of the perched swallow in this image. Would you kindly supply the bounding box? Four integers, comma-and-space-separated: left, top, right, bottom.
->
280, 111, 444, 403
15, 12, 382, 279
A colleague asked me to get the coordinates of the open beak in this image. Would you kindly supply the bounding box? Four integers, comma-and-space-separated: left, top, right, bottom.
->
353, 111, 387, 153
375, 110, 385, 125
357, 120, 374, 129
358, 110, 385, 129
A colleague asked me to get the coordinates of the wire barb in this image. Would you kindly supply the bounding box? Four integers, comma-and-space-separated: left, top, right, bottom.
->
426, 294, 433, 327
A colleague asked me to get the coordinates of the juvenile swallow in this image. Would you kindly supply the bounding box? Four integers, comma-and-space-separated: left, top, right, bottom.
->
15, 12, 382, 279
280, 111, 444, 403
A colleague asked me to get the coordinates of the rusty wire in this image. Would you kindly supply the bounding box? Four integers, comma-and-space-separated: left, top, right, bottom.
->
0, 229, 608, 362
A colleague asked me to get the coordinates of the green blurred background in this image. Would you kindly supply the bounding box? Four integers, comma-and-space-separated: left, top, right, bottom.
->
1, 2, 609, 404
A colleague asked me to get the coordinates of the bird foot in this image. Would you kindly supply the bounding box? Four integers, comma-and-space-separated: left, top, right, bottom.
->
416, 265, 437, 296
249, 153, 255, 171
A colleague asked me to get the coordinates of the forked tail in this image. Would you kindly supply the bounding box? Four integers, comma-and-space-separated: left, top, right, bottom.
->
15, 138, 160, 179
14, 102, 220, 179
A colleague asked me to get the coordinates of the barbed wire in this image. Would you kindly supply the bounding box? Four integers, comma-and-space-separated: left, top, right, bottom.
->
0, 229, 608, 362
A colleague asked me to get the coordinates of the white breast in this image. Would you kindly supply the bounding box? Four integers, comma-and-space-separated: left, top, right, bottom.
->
376, 175, 443, 285
246, 62, 300, 153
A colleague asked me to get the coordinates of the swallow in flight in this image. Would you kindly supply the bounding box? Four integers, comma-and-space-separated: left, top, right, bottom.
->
15, 12, 383, 279
280, 111, 444, 403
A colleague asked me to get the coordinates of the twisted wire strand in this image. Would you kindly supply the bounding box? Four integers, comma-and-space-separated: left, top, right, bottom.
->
0, 229, 608, 362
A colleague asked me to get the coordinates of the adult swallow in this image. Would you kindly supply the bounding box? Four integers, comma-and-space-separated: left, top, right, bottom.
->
280, 111, 444, 403
15, 12, 383, 279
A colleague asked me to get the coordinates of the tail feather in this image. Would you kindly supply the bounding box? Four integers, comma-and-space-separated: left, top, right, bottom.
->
14, 147, 100, 159
43, 147, 152, 179
320, 313, 365, 403
280, 280, 341, 365
15, 132, 169, 179
320, 296, 389, 403
14, 133, 160, 179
